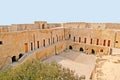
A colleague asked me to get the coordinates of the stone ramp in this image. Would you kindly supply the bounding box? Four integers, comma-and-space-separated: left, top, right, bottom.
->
43, 51, 96, 80
10, 51, 35, 67
60, 50, 96, 65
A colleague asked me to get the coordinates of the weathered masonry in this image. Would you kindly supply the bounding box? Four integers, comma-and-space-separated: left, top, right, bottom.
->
1, 21, 120, 67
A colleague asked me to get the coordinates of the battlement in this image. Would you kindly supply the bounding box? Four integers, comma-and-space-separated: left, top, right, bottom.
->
1, 21, 120, 33
0, 21, 62, 33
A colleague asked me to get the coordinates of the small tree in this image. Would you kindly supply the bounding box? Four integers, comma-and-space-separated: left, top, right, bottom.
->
0, 60, 80, 80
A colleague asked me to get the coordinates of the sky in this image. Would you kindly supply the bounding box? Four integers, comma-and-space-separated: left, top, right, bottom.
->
0, 0, 120, 25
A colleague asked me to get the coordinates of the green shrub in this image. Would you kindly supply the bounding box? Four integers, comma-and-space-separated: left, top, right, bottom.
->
0, 60, 80, 80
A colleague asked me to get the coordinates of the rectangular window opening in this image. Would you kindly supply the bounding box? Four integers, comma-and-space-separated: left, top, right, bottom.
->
84, 38, 86, 43
108, 40, 110, 47
103, 40, 106, 46
97, 39, 99, 45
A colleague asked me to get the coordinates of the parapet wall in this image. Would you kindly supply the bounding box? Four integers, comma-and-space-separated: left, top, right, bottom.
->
1, 21, 120, 33
0, 21, 62, 33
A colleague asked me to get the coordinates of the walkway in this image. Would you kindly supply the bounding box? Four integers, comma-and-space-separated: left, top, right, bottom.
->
10, 40, 66, 67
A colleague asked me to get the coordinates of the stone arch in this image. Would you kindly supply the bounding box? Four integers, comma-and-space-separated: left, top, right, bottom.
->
69, 45, 72, 50
0, 41, 3, 45
19, 53, 24, 59
91, 49, 95, 54
12, 56, 17, 62
80, 47, 84, 52
100, 49, 103, 52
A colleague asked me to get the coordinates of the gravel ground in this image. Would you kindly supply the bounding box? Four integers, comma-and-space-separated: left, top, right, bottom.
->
93, 54, 120, 80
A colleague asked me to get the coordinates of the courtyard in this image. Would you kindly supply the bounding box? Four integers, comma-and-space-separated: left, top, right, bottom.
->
43, 50, 96, 80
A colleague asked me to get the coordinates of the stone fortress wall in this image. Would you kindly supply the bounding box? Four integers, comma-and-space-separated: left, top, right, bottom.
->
1, 21, 120, 67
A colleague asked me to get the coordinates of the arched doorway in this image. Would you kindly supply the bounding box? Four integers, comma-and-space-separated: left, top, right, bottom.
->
12, 56, 16, 62
80, 47, 84, 52
91, 49, 95, 54
69, 46, 72, 50
19, 54, 23, 59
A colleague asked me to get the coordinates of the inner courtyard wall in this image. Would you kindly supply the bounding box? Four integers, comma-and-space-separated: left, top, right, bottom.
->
1, 21, 120, 67
0, 27, 65, 67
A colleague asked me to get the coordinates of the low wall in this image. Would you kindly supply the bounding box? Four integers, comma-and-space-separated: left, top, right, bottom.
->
36, 41, 67, 60
111, 48, 120, 54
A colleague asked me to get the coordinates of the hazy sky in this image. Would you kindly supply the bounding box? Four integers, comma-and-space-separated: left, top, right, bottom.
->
0, 0, 120, 25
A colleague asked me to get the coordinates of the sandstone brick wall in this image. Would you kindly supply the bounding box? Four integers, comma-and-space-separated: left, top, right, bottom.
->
1, 21, 120, 67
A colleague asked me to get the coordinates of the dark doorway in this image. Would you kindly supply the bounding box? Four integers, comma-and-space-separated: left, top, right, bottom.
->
43, 39, 45, 47
91, 49, 95, 54
73, 37, 75, 42
80, 47, 84, 52
31, 43, 33, 50
37, 41, 39, 48
12, 56, 17, 62
42, 24, 45, 29
19, 54, 23, 59
0, 41, 3, 45
69, 46, 72, 50
69, 34, 71, 39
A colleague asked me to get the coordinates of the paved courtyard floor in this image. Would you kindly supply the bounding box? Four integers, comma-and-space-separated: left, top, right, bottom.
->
43, 50, 96, 80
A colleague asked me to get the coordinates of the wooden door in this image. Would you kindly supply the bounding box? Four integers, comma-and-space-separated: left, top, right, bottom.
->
24, 43, 28, 53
